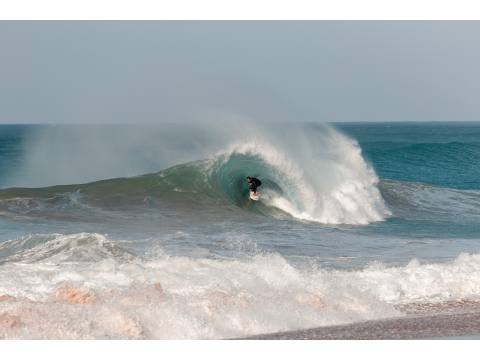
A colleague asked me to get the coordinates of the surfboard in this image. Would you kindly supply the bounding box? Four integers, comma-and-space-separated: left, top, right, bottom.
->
249, 191, 260, 201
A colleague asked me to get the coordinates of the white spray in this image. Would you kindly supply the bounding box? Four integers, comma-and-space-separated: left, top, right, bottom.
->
221, 124, 390, 224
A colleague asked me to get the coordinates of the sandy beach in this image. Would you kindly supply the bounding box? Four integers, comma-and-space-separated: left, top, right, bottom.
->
241, 311, 480, 340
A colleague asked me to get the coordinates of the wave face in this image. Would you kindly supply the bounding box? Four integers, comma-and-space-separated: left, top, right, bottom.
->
380, 179, 480, 223
0, 125, 390, 225
210, 131, 390, 224
2, 123, 480, 339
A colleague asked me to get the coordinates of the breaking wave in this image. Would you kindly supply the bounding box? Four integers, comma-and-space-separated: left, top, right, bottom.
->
1, 232, 480, 339
0, 126, 390, 225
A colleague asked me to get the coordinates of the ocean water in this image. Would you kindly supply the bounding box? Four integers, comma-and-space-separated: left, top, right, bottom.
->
1, 122, 480, 339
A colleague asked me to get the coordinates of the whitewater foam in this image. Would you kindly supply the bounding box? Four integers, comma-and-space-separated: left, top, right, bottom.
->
217, 127, 390, 224
1, 232, 480, 339
0, 124, 390, 226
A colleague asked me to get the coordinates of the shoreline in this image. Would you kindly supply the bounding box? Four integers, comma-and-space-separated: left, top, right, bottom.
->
239, 311, 480, 340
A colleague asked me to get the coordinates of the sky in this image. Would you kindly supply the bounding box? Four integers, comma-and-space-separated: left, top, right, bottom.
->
1, 21, 480, 123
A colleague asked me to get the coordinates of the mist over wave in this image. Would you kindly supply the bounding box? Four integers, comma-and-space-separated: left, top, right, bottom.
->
2, 122, 480, 339
211, 128, 390, 224
0, 123, 389, 225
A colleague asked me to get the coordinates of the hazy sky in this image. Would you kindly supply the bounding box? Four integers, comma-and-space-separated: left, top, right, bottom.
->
1, 21, 479, 123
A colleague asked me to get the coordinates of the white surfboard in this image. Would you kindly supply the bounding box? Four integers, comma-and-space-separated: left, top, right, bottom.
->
249, 191, 260, 201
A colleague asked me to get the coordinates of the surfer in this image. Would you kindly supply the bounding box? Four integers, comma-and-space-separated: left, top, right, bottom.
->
246, 176, 262, 195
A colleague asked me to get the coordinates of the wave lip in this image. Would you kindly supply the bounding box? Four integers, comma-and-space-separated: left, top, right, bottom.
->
211, 128, 390, 224
0, 126, 390, 225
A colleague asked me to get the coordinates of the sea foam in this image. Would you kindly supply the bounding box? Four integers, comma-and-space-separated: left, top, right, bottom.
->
1, 233, 480, 339
217, 127, 390, 224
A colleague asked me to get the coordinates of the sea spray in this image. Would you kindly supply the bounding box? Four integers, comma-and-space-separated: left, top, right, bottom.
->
2, 123, 480, 339
2, 232, 480, 339
212, 127, 390, 224
0, 124, 390, 225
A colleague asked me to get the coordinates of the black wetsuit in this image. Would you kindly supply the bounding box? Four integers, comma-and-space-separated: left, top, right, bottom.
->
248, 177, 262, 193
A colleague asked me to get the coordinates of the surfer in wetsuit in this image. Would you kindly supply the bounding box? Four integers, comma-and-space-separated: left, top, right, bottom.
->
246, 176, 262, 195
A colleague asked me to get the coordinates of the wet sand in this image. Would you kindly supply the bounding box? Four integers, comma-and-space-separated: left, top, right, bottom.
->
240, 311, 480, 340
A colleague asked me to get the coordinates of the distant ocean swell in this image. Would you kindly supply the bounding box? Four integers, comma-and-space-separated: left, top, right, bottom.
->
2, 123, 480, 339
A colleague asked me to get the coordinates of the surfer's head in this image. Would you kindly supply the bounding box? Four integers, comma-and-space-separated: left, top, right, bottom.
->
246, 176, 252, 183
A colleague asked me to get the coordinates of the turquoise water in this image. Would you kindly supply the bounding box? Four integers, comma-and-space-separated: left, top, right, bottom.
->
1, 123, 480, 339
337, 122, 480, 189
1, 123, 480, 264
337, 122, 480, 241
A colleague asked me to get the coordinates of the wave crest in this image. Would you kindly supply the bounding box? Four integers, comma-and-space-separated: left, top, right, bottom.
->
0, 233, 134, 264
0, 126, 390, 225
211, 128, 390, 224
